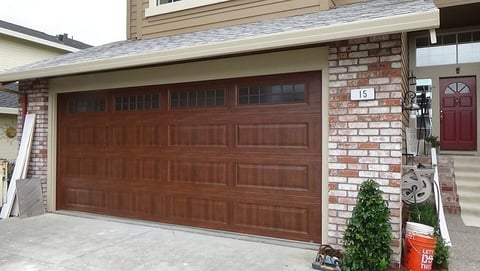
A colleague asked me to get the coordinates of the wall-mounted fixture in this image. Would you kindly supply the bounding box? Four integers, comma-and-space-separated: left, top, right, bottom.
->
403, 70, 419, 111
408, 70, 417, 85
403, 91, 420, 111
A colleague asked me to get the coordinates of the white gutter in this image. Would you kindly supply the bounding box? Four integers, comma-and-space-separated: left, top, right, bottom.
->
0, 27, 81, 53
0, 9, 439, 82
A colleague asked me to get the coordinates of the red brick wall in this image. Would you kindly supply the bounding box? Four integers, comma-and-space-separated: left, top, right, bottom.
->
18, 79, 49, 206
328, 34, 404, 266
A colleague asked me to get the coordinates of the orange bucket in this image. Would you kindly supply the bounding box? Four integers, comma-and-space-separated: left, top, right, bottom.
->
404, 232, 436, 271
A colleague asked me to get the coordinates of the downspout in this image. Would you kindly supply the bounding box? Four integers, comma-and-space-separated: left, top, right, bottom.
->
0, 82, 27, 122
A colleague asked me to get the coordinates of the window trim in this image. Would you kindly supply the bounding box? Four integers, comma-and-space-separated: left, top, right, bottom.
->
415, 29, 480, 67
146, 0, 230, 16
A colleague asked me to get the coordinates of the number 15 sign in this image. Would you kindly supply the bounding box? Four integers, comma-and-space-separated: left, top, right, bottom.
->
350, 88, 375, 101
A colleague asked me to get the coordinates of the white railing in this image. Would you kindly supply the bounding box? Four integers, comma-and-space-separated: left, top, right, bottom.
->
431, 147, 452, 246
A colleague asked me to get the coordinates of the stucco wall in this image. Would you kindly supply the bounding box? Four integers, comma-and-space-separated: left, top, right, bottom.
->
0, 114, 18, 162
0, 35, 66, 71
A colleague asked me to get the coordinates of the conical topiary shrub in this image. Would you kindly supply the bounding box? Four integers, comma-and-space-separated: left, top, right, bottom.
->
342, 179, 393, 271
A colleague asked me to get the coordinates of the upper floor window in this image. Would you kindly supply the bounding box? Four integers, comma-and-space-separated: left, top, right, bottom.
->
416, 31, 480, 67
146, 0, 230, 16
157, 0, 181, 4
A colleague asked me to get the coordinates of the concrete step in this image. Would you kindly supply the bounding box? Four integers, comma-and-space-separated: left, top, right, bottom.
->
456, 171, 480, 180
459, 202, 480, 217
455, 191, 480, 204
454, 155, 480, 224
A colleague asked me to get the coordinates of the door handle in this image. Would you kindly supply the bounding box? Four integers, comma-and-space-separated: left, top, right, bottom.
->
440, 110, 443, 122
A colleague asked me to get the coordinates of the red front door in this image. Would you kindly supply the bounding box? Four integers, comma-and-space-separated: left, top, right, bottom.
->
440, 76, 477, 150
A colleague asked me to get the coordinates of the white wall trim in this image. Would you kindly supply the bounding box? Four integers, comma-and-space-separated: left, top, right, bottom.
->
0, 107, 19, 115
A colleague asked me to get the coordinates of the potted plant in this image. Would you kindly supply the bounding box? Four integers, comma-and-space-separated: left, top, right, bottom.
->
408, 201, 449, 270
425, 135, 440, 154
342, 179, 392, 271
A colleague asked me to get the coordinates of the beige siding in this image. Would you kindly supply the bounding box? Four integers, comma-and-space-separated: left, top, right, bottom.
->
0, 114, 18, 162
0, 35, 67, 71
128, 0, 328, 40
434, 0, 480, 8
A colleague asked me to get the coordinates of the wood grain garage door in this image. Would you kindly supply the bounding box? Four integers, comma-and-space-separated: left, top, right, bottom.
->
57, 71, 322, 243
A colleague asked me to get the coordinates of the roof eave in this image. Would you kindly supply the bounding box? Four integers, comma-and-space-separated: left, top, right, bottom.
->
0, 9, 439, 83
0, 27, 81, 53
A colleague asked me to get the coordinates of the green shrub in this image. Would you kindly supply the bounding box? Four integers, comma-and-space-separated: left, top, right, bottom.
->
433, 235, 449, 269
342, 179, 392, 271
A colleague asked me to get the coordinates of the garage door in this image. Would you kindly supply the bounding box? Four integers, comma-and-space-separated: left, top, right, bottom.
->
57, 71, 322, 243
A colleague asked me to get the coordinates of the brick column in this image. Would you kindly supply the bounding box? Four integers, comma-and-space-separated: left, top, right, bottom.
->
18, 79, 49, 206
327, 34, 404, 266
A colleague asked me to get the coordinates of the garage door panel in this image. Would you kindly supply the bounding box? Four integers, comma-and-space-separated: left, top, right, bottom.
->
233, 201, 311, 235
181, 197, 229, 225
63, 187, 106, 209
106, 190, 164, 217
236, 162, 309, 191
168, 124, 228, 147
168, 160, 228, 185
236, 123, 308, 148
58, 71, 322, 243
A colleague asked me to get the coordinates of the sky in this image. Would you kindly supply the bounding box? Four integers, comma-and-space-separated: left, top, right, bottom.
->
0, 0, 127, 46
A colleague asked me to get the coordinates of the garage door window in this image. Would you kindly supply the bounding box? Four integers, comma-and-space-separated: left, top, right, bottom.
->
170, 89, 225, 109
238, 83, 305, 105
115, 94, 160, 111
69, 97, 106, 113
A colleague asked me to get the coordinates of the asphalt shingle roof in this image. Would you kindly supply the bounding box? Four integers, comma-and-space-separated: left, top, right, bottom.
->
0, 20, 91, 50
1, 0, 437, 76
0, 83, 18, 108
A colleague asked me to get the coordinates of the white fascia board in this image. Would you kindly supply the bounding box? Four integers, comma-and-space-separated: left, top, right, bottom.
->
0, 27, 80, 53
0, 9, 439, 82
0, 107, 19, 115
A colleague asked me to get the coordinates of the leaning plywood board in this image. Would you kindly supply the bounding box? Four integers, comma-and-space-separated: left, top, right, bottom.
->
0, 114, 36, 219
16, 178, 45, 218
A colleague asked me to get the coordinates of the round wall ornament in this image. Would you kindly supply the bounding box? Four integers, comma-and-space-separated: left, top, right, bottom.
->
6, 127, 17, 138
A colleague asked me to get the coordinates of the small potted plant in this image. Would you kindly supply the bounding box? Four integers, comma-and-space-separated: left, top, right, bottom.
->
425, 135, 440, 154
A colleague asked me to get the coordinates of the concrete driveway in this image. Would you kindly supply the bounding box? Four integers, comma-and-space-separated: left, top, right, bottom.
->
0, 212, 318, 271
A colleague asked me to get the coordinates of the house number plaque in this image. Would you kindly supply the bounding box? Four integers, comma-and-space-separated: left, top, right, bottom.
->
350, 88, 375, 101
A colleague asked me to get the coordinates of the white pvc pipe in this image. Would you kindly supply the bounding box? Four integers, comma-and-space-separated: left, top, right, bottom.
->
431, 147, 452, 246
